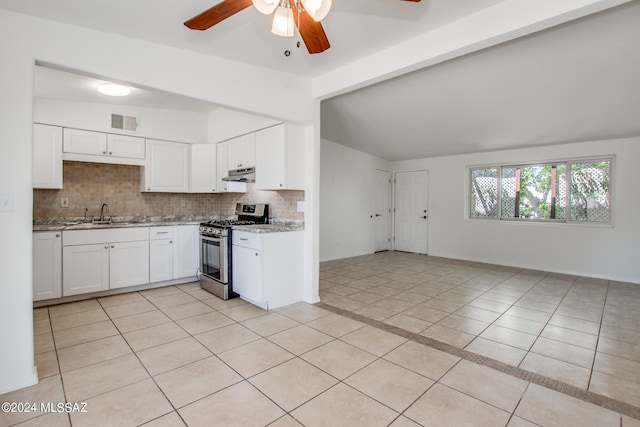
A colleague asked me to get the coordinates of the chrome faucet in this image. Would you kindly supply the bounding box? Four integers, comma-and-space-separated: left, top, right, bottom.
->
100, 203, 110, 222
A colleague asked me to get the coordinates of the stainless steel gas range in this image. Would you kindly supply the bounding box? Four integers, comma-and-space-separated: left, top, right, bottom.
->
198, 203, 269, 300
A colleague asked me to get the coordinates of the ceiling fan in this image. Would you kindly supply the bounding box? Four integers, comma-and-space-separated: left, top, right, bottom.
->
185, 0, 422, 55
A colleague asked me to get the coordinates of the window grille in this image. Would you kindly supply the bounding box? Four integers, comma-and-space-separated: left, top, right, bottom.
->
469, 158, 611, 224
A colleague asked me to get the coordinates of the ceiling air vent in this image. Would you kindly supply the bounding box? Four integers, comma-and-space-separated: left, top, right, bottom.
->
110, 113, 139, 132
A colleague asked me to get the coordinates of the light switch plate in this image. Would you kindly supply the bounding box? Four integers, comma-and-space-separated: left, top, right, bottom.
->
61, 198, 69, 208
0, 193, 15, 212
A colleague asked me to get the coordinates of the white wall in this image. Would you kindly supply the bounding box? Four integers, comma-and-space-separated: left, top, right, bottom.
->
208, 108, 281, 144
391, 137, 640, 284
34, 99, 209, 144
0, 9, 319, 394
320, 139, 390, 261
321, 136, 640, 283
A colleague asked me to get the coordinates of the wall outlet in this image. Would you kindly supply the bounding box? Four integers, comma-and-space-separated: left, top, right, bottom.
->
181, 199, 186, 207
60, 198, 69, 208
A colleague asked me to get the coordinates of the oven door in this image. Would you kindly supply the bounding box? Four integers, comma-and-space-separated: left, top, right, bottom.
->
200, 234, 228, 284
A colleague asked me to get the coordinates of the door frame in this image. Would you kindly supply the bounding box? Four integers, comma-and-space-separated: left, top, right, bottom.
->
392, 169, 430, 254
374, 169, 393, 252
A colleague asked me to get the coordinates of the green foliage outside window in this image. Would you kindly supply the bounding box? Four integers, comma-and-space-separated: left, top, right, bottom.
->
470, 159, 611, 223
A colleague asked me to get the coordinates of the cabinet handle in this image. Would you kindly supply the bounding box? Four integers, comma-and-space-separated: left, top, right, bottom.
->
147, 188, 151, 191
102, 151, 106, 155
240, 238, 248, 241
111, 245, 115, 248
104, 246, 109, 249
169, 240, 173, 244
280, 184, 283, 187
157, 231, 169, 234
237, 164, 242, 168
255, 253, 259, 256
55, 234, 60, 238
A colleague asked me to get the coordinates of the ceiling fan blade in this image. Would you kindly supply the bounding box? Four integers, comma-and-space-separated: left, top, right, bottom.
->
293, 9, 331, 54
184, 0, 253, 30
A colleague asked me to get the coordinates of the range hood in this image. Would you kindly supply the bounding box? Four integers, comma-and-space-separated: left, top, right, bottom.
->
222, 167, 255, 183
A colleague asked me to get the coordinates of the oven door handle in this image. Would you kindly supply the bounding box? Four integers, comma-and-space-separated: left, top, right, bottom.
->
200, 234, 224, 243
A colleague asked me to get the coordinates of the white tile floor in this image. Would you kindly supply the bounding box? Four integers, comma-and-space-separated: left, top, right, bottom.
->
1, 251, 638, 426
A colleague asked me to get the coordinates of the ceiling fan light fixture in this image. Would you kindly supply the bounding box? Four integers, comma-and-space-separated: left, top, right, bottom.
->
252, 0, 279, 15
271, 5, 294, 37
97, 83, 131, 97
301, 0, 331, 21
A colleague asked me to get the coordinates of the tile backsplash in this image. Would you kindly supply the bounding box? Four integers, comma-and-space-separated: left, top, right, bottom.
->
33, 162, 304, 221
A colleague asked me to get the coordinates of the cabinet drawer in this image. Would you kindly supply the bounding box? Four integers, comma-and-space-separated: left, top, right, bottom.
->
232, 231, 262, 250
149, 226, 174, 240
64, 227, 149, 246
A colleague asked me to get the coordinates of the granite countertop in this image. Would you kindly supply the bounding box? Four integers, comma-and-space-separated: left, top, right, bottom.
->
233, 222, 304, 233
33, 216, 304, 232
33, 215, 224, 232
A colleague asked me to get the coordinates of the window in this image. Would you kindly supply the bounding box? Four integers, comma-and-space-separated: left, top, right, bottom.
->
469, 159, 611, 223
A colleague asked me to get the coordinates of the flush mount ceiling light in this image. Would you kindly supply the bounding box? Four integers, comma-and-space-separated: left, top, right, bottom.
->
185, 0, 420, 54
97, 83, 131, 97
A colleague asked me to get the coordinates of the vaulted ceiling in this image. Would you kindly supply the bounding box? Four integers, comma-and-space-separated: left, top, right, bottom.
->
4, 0, 639, 161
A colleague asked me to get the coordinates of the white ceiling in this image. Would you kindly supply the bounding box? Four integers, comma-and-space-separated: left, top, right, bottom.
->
4, 0, 640, 161
322, 2, 640, 160
0, 0, 504, 77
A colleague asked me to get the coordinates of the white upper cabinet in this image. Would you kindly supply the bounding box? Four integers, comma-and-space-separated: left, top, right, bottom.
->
227, 133, 256, 170
63, 128, 145, 165
142, 139, 189, 192
255, 123, 306, 190
189, 143, 217, 193
63, 128, 106, 155
216, 141, 246, 193
33, 124, 63, 189
106, 134, 145, 159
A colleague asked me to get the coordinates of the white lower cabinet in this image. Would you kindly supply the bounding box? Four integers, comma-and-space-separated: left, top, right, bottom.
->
62, 228, 149, 296
174, 225, 199, 279
42, 224, 198, 300
33, 232, 62, 301
149, 226, 174, 283
232, 244, 263, 303
232, 230, 303, 310
109, 240, 150, 289
63, 244, 110, 296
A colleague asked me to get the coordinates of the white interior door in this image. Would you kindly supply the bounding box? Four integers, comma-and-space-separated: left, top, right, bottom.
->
374, 170, 392, 252
394, 170, 429, 254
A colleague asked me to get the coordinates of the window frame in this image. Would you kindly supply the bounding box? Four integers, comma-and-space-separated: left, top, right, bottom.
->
467, 156, 614, 226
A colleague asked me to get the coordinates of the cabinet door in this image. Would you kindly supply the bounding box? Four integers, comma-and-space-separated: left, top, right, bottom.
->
63, 128, 107, 156
144, 140, 189, 192
215, 141, 246, 193
150, 239, 174, 283
174, 225, 199, 279
63, 244, 110, 296
255, 125, 285, 190
110, 240, 150, 289
33, 124, 63, 189
107, 134, 145, 159
190, 144, 217, 193
33, 232, 62, 301
227, 133, 256, 170
232, 245, 263, 303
